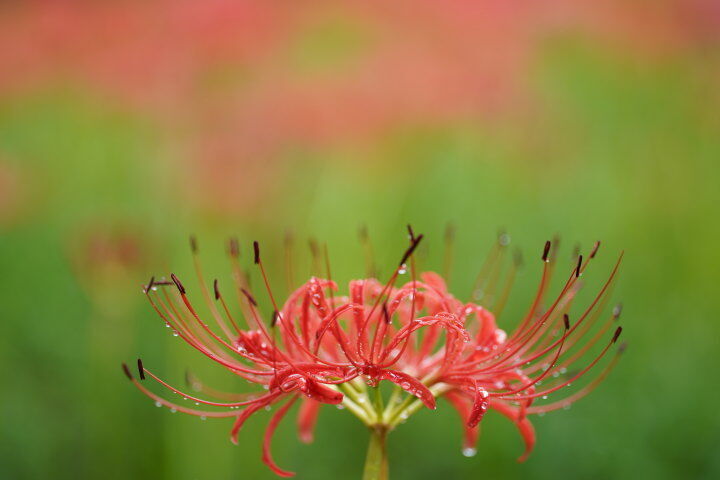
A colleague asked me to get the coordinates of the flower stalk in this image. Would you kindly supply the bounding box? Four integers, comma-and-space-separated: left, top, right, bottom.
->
363, 426, 389, 480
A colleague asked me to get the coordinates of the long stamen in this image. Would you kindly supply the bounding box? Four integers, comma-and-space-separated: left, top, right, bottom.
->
190, 237, 237, 341
499, 327, 622, 401
527, 343, 624, 414
357, 234, 423, 363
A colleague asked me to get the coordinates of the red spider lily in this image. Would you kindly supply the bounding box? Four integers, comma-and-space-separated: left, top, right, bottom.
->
122, 228, 625, 478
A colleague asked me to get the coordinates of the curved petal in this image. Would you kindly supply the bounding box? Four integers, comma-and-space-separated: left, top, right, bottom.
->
297, 398, 321, 444
230, 393, 279, 444
376, 369, 436, 410
488, 399, 536, 462
262, 396, 299, 477
467, 383, 489, 428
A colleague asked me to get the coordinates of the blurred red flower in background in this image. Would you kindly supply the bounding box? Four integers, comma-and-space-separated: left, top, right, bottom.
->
4, 1, 715, 215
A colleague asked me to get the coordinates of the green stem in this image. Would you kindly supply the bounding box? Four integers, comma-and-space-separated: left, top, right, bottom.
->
362, 426, 389, 480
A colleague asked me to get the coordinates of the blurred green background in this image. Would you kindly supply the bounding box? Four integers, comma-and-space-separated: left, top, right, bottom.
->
1, 1, 719, 479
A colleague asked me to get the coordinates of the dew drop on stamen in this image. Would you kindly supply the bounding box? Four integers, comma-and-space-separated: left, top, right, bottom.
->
336, 404, 345, 410
200, 416, 207, 421
155, 401, 162, 407
170, 408, 177, 413
398, 264, 408, 274
172, 331, 179, 337
195, 402, 200, 406
538, 412, 546, 417
563, 404, 572, 410
264, 406, 272, 411
462, 447, 477, 457
542, 395, 548, 400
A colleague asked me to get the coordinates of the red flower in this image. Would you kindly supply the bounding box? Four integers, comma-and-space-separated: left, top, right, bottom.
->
123, 229, 625, 477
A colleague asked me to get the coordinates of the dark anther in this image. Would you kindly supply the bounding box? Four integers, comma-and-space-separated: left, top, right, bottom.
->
171, 273, 186, 294
228, 237, 240, 258
121, 363, 133, 380
383, 303, 391, 324
399, 234, 424, 266
144, 276, 155, 294
308, 238, 319, 257
542, 241, 551, 262
271, 309, 279, 327
241, 288, 258, 306
189, 235, 198, 253
406, 224, 415, 241
612, 326, 623, 343
590, 241, 601, 258
575, 255, 583, 278
563, 314, 570, 330
253, 241, 260, 264
137, 359, 145, 380
213, 279, 220, 300
359, 224, 369, 240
